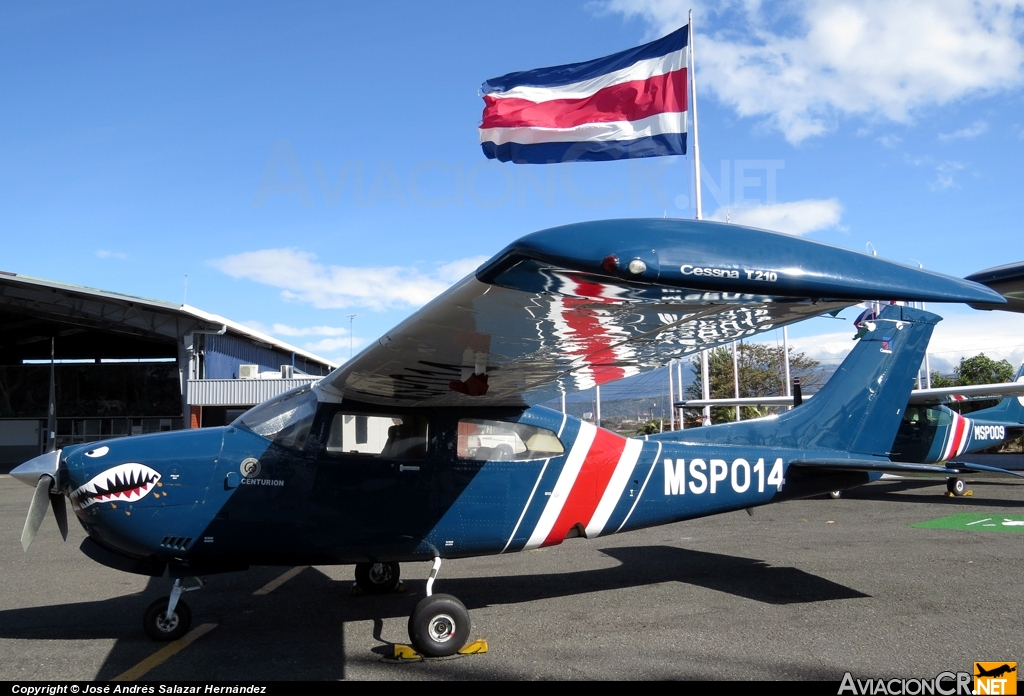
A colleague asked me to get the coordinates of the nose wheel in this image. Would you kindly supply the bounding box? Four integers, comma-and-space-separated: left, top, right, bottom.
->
143, 577, 202, 641
144, 597, 191, 641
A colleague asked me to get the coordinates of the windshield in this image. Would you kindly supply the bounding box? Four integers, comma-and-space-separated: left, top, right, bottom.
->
234, 385, 318, 451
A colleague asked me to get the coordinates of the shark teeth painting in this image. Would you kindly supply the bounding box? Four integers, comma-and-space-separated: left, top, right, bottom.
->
71, 463, 161, 510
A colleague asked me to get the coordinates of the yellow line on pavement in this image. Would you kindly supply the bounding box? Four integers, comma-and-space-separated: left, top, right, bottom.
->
112, 623, 217, 681
253, 565, 308, 596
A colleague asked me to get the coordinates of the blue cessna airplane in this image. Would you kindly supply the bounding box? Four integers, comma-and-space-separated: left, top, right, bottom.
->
889, 363, 1024, 494
11, 219, 1024, 657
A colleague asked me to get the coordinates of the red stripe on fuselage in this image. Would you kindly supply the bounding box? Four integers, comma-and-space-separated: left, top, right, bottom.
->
951, 414, 968, 456
482, 69, 688, 129
944, 413, 966, 459
542, 428, 627, 546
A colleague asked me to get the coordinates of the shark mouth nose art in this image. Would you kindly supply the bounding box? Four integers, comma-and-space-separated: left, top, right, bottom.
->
71, 463, 161, 510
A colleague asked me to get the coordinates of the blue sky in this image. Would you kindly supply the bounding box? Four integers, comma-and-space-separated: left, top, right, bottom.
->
2, 0, 1023, 375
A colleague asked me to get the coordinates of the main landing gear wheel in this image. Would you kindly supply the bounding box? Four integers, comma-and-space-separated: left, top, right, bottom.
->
408, 593, 470, 657
143, 597, 192, 641
355, 561, 401, 594
829, 490, 842, 499
947, 478, 967, 496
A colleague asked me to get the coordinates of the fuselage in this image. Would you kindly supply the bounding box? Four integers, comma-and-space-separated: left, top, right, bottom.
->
58, 395, 867, 577
891, 404, 1022, 463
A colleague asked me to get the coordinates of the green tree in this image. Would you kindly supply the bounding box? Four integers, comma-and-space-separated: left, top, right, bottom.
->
930, 371, 957, 388
956, 354, 1014, 385
685, 343, 821, 424
930, 353, 1014, 388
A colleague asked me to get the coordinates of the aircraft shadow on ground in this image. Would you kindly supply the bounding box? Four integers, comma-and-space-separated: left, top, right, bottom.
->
0, 545, 866, 680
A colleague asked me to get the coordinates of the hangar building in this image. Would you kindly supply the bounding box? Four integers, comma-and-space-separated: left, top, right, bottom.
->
0, 272, 336, 469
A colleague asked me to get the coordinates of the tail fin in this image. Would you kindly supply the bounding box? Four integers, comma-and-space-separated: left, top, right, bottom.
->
775, 304, 938, 456
968, 361, 1024, 424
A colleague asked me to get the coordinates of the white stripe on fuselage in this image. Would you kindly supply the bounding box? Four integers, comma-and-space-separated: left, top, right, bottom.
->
585, 438, 643, 538
524, 421, 597, 550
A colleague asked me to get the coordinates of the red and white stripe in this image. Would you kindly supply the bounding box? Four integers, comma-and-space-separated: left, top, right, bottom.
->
941, 412, 972, 460
480, 49, 688, 146
523, 423, 643, 550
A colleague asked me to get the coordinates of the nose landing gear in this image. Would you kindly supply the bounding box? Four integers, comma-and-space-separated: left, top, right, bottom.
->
143, 577, 203, 641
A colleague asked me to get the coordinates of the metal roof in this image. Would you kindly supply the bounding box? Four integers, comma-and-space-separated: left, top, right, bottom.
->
0, 272, 336, 369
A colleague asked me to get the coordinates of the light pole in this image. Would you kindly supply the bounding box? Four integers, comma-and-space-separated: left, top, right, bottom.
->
347, 314, 358, 360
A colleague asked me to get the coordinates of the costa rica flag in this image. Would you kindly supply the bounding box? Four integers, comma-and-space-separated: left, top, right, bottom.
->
479, 26, 689, 164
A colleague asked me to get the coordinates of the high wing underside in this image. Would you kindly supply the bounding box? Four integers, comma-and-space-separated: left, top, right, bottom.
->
316, 219, 1004, 408
966, 260, 1024, 313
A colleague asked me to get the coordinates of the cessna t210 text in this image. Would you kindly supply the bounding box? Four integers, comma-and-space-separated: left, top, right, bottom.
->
11, 219, 1024, 657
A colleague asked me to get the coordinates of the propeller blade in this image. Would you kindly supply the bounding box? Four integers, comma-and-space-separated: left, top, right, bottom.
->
50, 491, 68, 541
21, 475, 54, 551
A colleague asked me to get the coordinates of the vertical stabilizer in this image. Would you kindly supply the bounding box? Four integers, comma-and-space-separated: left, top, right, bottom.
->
773, 305, 939, 456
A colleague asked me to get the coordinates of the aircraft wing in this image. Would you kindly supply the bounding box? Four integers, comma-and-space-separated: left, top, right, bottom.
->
681, 380, 1024, 408
966, 260, 1024, 313
789, 458, 1024, 480
906, 380, 1024, 405
315, 219, 1004, 408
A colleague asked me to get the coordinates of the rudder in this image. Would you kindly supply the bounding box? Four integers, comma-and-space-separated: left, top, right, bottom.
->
774, 304, 939, 456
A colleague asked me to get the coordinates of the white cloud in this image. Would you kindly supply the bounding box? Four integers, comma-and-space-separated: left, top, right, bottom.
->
709, 198, 842, 235
938, 119, 989, 140
598, 0, 1024, 143
904, 154, 969, 189
876, 134, 903, 148
96, 250, 127, 259
768, 310, 1024, 375
436, 256, 491, 283
932, 161, 967, 189
267, 324, 350, 338
303, 337, 358, 354
240, 320, 366, 362
210, 249, 487, 311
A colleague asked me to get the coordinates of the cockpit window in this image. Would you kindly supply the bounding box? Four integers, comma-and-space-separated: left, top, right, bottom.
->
457, 419, 564, 461
325, 413, 428, 459
902, 406, 951, 427
234, 385, 318, 452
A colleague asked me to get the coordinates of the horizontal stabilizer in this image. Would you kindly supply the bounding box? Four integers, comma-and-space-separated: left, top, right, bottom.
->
790, 458, 1024, 480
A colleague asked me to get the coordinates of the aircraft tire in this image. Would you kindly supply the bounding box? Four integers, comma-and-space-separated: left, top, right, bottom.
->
355, 561, 400, 594
408, 593, 470, 657
143, 597, 191, 641
829, 491, 842, 499
947, 478, 966, 496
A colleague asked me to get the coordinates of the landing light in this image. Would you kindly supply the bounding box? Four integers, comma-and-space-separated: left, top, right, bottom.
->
628, 259, 647, 275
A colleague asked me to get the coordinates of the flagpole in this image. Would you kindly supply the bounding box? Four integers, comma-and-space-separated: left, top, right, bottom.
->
689, 11, 710, 426
689, 10, 702, 221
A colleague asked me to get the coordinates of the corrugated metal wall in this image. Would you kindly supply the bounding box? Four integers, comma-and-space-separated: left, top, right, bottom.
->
203, 334, 331, 379
187, 378, 319, 406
